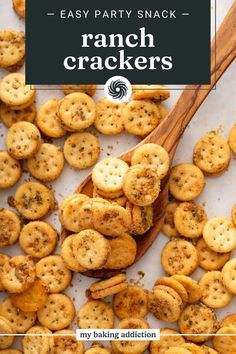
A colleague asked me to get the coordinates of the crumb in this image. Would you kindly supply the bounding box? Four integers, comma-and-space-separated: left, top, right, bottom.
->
128, 271, 145, 286
7, 196, 15, 208
138, 271, 145, 278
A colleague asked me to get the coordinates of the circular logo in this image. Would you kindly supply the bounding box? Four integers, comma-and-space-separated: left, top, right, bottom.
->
104, 76, 132, 103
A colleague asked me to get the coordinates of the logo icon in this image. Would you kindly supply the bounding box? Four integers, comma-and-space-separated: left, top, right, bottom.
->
104, 76, 132, 103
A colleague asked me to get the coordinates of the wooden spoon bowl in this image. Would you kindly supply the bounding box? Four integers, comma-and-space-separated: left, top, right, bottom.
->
63, 2, 236, 278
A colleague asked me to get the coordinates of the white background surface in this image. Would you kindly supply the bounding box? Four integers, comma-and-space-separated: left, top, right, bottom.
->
1, 0, 236, 351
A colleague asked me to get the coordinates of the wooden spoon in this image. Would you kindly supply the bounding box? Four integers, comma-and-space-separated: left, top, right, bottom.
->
71, 1, 236, 278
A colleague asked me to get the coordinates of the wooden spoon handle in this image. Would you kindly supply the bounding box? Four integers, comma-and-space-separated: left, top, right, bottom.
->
145, 0, 236, 154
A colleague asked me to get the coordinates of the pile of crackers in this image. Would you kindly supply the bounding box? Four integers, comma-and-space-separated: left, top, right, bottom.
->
158, 130, 236, 352
0, 75, 169, 187
59, 142, 170, 272
1, 0, 236, 353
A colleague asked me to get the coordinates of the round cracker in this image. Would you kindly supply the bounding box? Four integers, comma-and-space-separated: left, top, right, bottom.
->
105, 234, 137, 270
72, 229, 110, 270
178, 303, 219, 343
14, 181, 55, 220
196, 238, 230, 271
19, 221, 57, 259
169, 164, 205, 201
0, 151, 21, 189
129, 203, 153, 235
69, 197, 93, 231
0, 102, 36, 128
77, 300, 114, 329
193, 133, 231, 175
36, 99, 66, 138
27, 143, 64, 182
155, 277, 188, 303
112, 318, 150, 354
6, 121, 41, 160
95, 99, 125, 135
60, 194, 92, 232
222, 258, 236, 294
22, 326, 53, 354
61, 235, 87, 273
37, 293, 75, 331
174, 202, 207, 239
199, 271, 233, 308
36, 255, 72, 293
0, 208, 21, 247
123, 100, 161, 136
0, 73, 34, 108
92, 158, 129, 193
203, 217, 236, 253
148, 285, 183, 322
0, 297, 36, 333
113, 285, 148, 319
229, 124, 236, 154
150, 328, 185, 354
123, 165, 160, 206
58, 92, 96, 131
11, 279, 47, 312
131, 143, 170, 179
1, 255, 35, 293
172, 275, 202, 304
59, 193, 83, 223
64, 132, 100, 169
161, 238, 199, 276
92, 201, 131, 237
54, 330, 84, 354
162, 201, 180, 237
0, 30, 25, 67
213, 327, 236, 353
